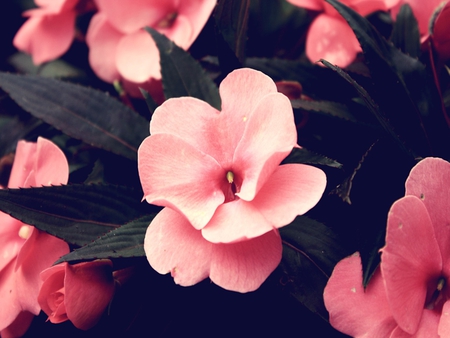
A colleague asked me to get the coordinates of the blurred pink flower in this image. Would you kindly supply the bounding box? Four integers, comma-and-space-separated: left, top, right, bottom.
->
287, 0, 400, 67
13, 0, 93, 65
0, 137, 70, 336
138, 68, 326, 292
430, 1, 450, 62
324, 157, 450, 337
38, 260, 115, 330
86, 0, 216, 97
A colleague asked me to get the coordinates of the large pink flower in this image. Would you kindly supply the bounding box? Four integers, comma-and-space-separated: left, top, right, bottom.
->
86, 0, 216, 96
13, 0, 93, 65
324, 157, 450, 337
0, 137, 70, 335
38, 260, 116, 330
138, 68, 326, 292
287, 0, 400, 67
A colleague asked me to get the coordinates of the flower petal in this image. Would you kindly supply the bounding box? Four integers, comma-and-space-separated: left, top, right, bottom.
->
0, 261, 23, 330
115, 29, 161, 82
438, 301, 450, 337
38, 264, 67, 324
306, 14, 361, 67
7, 140, 37, 189
0, 213, 25, 271
210, 229, 282, 293
323, 253, 397, 337
381, 195, 442, 334
13, 9, 76, 65
144, 208, 212, 286
390, 310, 440, 337
286, 0, 324, 11
234, 92, 297, 201
138, 134, 225, 230
65, 260, 115, 330
405, 157, 450, 276
86, 13, 122, 83
0, 311, 34, 338
34, 137, 69, 186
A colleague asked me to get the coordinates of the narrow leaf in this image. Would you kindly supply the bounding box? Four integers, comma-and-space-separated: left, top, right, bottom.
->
55, 214, 156, 264
281, 147, 343, 169
214, 0, 250, 63
0, 184, 154, 246
292, 99, 357, 122
279, 216, 349, 320
0, 72, 149, 160
139, 88, 159, 114
390, 4, 420, 58
144, 27, 221, 110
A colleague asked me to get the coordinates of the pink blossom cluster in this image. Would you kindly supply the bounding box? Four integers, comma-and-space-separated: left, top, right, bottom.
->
287, 0, 448, 67
137, 68, 327, 292
13, 0, 216, 97
0, 138, 127, 336
324, 157, 450, 337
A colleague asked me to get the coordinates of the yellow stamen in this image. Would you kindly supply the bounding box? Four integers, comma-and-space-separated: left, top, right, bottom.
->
18, 225, 31, 240
437, 278, 445, 292
158, 12, 178, 28
226, 171, 234, 184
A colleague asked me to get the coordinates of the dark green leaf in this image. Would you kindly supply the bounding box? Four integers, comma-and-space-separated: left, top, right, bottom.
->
0, 184, 154, 246
55, 214, 156, 264
279, 216, 349, 320
282, 147, 342, 169
145, 27, 221, 110
390, 4, 420, 58
214, 0, 250, 63
292, 99, 357, 122
0, 72, 149, 160
139, 88, 159, 114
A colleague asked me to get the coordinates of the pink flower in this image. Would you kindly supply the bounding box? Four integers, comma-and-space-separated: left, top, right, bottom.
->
324, 157, 450, 337
86, 0, 216, 97
38, 260, 116, 330
13, 0, 93, 65
430, 1, 450, 62
138, 68, 326, 292
287, 0, 400, 67
0, 137, 70, 335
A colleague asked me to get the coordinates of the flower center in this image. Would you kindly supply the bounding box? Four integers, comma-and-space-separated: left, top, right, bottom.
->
157, 12, 178, 29
223, 170, 238, 202
425, 276, 448, 311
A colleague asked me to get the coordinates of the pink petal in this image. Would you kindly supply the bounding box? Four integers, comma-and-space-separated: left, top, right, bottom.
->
405, 157, 450, 276
323, 253, 397, 337
0, 311, 34, 338
350, 0, 400, 16
14, 230, 69, 316
210, 229, 282, 293
157, 14, 192, 50
86, 13, 122, 83
35, 0, 78, 11
0, 213, 25, 271
138, 134, 225, 230
285, 0, 324, 11
250, 164, 326, 227
115, 29, 161, 83
7, 140, 37, 188
38, 264, 67, 324
34, 137, 69, 186
201, 198, 273, 244
94, 0, 177, 34
306, 14, 361, 67
0, 261, 23, 330
65, 260, 115, 330
13, 10, 76, 65
381, 195, 442, 334
218, 69, 279, 168
390, 310, 440, 337
438, 301, 450, 337
233, 92, 297, 201
391, 0, 442, 36
144, 208, 212, 286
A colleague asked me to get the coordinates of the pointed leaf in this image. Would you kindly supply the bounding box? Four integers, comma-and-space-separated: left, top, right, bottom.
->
292, 99, 357, 122
0, 184, 154, 246
279, 216, 349, 320
144, 27, 221, 110
0, 72, 149, 160
214, 0, 250, 63
281, 147, 343, 169
55, 214, 156, 264
139, 88, 159, 115
390, 4, 420, 58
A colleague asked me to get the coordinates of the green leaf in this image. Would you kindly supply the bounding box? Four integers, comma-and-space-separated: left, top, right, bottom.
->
326, 0, 450, 159
214, 0, 250, 63
139, 88, 159, 114
0, 184, 154, 246
292, 99, 357, 122
55, 214, 156, 264
279, 216, 349, 320
144, 27, 221, 110
390, 4, 420, 58
281, 147, 343, 169
0, 72, 149, 160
